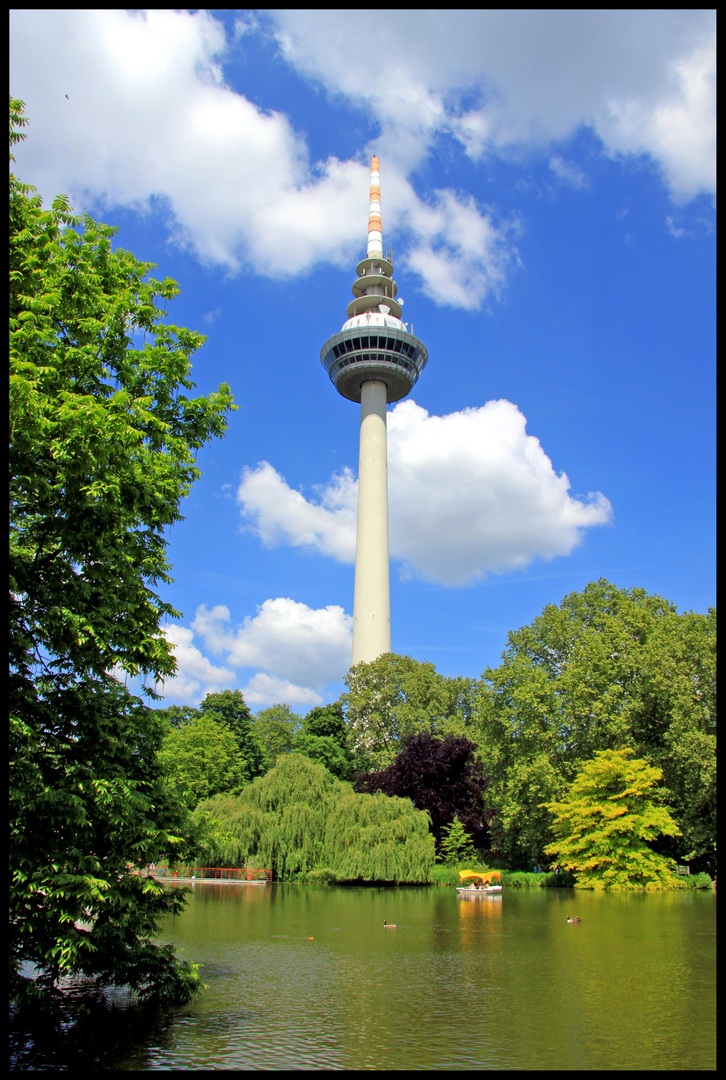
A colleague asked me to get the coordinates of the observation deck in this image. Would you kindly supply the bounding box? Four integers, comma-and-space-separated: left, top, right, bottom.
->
320, 315, 428, 404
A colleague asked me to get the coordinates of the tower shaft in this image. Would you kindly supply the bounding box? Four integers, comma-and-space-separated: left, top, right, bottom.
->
351, 380, 391, 665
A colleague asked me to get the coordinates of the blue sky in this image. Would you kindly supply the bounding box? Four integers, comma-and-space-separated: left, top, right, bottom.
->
10, 9, 715, 712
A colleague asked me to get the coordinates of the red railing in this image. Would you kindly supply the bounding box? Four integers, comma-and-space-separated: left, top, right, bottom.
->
140, 865, 272, 884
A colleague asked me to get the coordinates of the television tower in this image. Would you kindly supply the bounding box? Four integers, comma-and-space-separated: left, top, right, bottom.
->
320, 156, 428, 666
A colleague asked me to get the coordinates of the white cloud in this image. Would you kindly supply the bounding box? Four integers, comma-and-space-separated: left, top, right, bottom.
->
270, 9, 715, 202
11, 9, 307, 272
549, 156, 590, 191
148, 599, 353, 708
397, 188, 519, 310
154, 623, 236, 704
240, 673, 323, 709
10, 9, 510, 305
387, 400, 612, 585
192, 598, 352, 688
237, 462, 357, 561
598, 35, 716, 204
237, 399, 612, 585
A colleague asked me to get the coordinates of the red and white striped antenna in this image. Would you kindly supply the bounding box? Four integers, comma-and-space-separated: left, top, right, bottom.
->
367, 155, 383, 259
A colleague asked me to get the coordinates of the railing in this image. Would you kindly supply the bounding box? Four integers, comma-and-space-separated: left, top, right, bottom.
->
140, 866, 272, 884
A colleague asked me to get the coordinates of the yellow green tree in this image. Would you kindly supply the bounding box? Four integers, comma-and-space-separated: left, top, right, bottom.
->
196, 754, 435, 882
542, 748, 680, 890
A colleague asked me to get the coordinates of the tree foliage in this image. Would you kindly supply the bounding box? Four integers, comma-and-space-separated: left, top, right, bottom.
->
473, 580, 715, 868
198, 690, 263, 782
294, 702, 353, 779
439, 816, 477, 864
343, 652, 475, 771
324, 788, 434, 882
158, 713, 248, 806
9, 99, 234, 1009
154, 704, 199, 729
354, 732, 491, 852
543, 748, 681, 890
196, 754, 435, 882
252, 703, 301, 772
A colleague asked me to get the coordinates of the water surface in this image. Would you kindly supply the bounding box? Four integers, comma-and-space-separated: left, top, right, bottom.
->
112, 882, 715, 1070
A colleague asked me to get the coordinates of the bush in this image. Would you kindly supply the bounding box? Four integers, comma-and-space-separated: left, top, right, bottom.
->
429, 864, 461, 886
674, 871, 713, 890
305, 867, 336, 884
501, 870, 574, 888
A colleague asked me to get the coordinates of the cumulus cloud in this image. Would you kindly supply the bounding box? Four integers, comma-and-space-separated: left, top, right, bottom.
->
387, 400, 612, 584
9, 9, 512, 306
192, 598, 352, 687
270, 9, 715, 202
148, 598, 353, 707
237, 399, 612, 585
10, 9, 308, 273
237, 462, 357, 561
240, 673, 323, 709
154, 623, 236, 704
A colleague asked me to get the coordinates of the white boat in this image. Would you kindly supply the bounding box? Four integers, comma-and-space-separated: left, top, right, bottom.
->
456, 870, 503, 895
456, 884, 502, 894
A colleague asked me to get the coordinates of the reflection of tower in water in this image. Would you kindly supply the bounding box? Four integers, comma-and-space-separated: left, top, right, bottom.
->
320, 156, 428, 666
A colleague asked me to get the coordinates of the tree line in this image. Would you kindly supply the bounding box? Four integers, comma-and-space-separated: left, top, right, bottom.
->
154, 579, 715, 885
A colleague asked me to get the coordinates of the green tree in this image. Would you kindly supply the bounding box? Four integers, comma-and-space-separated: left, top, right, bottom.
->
294, 702, 353, 779
343, 652, 476, 771
543, 748, 681, 890
252, 703, 301, 772
9, 99, 234, 1009
155, 704, 200, 729
324, 789, 434, 883
472, 580, 715, 868
439, 816, 477, 864
158, 713, 248, 806
199, 690, 262, 782
303, 702, 348, 740
633, 608, 716, 863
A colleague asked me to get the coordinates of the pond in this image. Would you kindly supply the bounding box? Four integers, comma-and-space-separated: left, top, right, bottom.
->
111, 881, 715, 1071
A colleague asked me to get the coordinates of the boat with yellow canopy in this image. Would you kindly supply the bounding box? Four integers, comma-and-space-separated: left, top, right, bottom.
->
456, 870, 502, 895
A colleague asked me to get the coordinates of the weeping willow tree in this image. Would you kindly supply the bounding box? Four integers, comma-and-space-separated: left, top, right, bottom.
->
196, 754, 435, 882
325, 790, 435, 882
197, 755, 345, 878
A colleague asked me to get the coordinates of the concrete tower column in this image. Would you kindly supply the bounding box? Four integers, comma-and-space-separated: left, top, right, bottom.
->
351, 379, 391, 665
